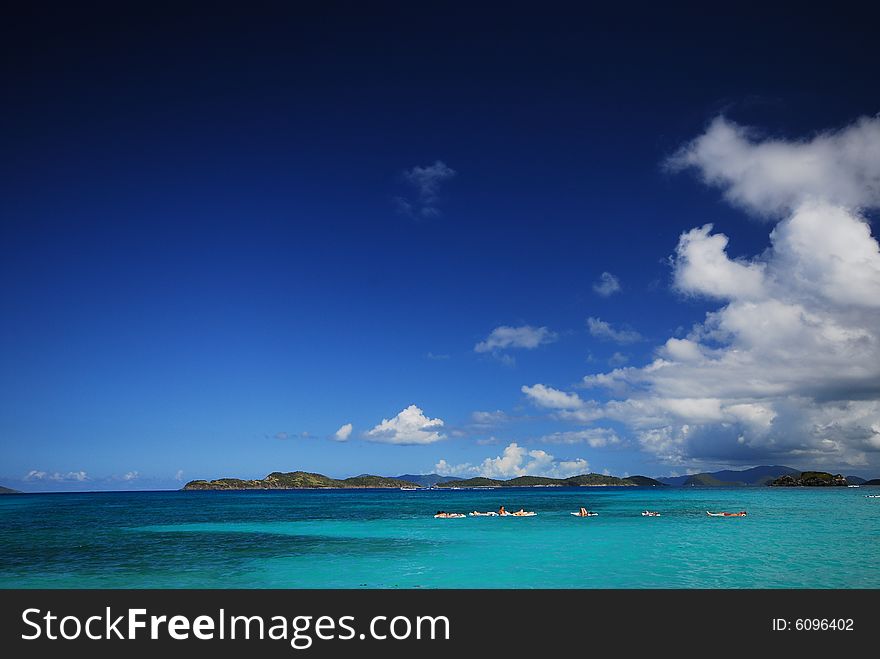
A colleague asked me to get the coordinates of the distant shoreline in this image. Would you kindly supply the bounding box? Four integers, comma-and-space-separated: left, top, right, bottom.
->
6, 483, 880, 495
180, 470, 664, 491
5, 466, 874, 494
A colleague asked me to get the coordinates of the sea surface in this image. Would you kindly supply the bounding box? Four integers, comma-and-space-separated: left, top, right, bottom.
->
1, 487, 878, 588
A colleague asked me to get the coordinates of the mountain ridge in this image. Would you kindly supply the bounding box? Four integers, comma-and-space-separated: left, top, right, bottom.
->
436, 473, 664, 488
183, 471, 420, 490
182, 471, 664, 490
394, 474, 461, 487
658, 465, 869, 486
659, 465, 800, 487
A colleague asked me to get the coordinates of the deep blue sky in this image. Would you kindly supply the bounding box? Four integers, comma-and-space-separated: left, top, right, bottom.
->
2, 3, 878, 490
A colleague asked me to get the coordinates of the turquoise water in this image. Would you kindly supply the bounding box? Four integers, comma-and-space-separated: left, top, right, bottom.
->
1, 487, 878, 588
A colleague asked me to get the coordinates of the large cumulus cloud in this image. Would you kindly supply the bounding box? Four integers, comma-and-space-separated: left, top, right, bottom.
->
535, 116, 880, 470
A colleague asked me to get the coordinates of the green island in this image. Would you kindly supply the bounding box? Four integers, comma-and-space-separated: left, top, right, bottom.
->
435, 473, 663, 488
768, 471, 849, 487
183, 471, 420, 490
0, 485, 19, 494
182, 471, 664, 490
180, 466, 872, 491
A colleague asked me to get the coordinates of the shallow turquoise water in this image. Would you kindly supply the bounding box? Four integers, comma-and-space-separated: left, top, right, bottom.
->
1, 487, 878, 588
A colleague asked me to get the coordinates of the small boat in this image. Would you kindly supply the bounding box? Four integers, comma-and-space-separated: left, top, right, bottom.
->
865, 494, 880, 498
400, 486, 419, 491
847, 485, 860, 488
570, 511, 598, 517
511, 510, 537, 516
468, 511, 499, 516
706, 511, 747, 517
434, 512, 466, 518
641, 510, 661, 517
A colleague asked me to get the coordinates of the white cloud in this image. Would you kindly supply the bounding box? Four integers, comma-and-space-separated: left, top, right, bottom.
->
593, 271, 622, 296
666, 115, 880, 218
673, 225, 766, 300
521, 383, 602, 422
334, 423, 353, 442
470, 410, 509, 426
475, 442, 532, 478
539, 427, 621, 447
25, 470, 88, 482
493, 352, 517, 367
434, 459, 470, 476
175, 469, 184, 482
659, 338, 704, 362
521, 383, 584, 410
560, 116, 880, 469
434, 442, 590, 479
587, 317, 642, 344
608, 352, 629, 366
550, 458, 592, 478
397, 160, 456, 218
404, 160, 456, 203
122, 471, 139, 482
366, 405, 446, 445
475, 325, 557, 353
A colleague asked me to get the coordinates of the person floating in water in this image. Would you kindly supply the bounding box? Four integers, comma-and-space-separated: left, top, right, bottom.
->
707, 510, 747, 517
434, 511, 465, 518
573, 507, 596, 517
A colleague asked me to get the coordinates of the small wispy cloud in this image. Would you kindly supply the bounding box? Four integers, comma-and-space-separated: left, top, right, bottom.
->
470, 410, 509, 427
426, 352, 451, 361
593, 272, 621, 297
521, 383, 603, 423
333, 423, 353, 442
538, 427, 621, 447
587, 317, 642, 344
475, 325, 557, 365
24, 470, 88, 482
122, 471, 139, 482
608, 351, 629, 366
270, 431, 312, 440
395, 160, 456, 219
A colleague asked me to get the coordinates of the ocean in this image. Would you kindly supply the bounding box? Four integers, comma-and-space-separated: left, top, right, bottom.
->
1, 487, 878, 588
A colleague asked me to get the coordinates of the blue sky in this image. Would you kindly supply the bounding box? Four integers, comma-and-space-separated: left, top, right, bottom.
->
2, 4, 880, 490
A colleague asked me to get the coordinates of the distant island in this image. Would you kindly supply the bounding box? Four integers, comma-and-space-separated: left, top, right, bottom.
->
183, 471, 420, 490
659, 465, 800, 487
768, 471, 849, 487
394, 474, 461, 487
0, 485, 19, 494
436, 474, 662, 488
182, 470, 663, 491
181, 465, 876, 491
658, 465, 868, 487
